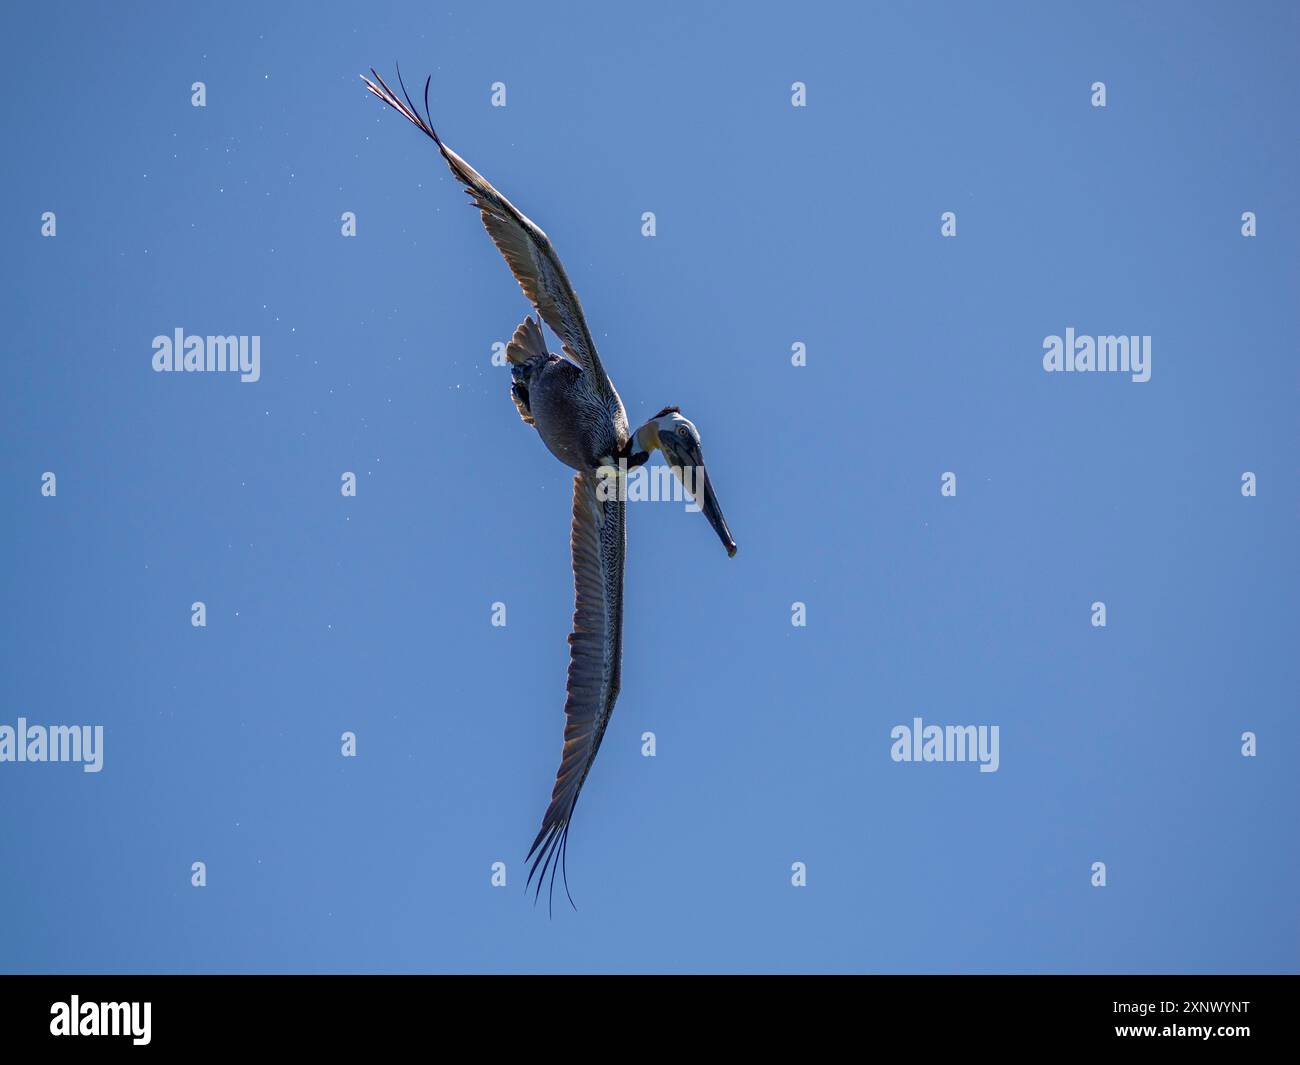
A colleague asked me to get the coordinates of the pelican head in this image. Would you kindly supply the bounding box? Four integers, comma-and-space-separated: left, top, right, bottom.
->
632, 407, 737, 557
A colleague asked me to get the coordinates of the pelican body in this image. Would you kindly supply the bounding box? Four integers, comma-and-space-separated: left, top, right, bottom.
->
505, 315, 626, 471
364, 70, 736, 911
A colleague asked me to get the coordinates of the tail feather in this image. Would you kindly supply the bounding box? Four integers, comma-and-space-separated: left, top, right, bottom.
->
506, 315, 548, 365
508, 315, 550, 427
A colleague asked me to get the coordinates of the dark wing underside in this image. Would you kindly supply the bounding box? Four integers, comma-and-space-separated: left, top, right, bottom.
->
526, 470, 625, 912
362, 69, 617, 403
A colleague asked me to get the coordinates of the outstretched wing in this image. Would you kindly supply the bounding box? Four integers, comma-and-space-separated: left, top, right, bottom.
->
363, 69, 617, 402
526, 470, 625, 912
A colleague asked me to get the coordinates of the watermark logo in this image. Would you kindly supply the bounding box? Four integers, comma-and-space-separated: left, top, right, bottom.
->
50, 997, 150, 1045
0, 718, 103, 773
151, 328, 261, 382
890, 716, 1000, 773
1042, 328, 1150, 382
595, 460, 704, 512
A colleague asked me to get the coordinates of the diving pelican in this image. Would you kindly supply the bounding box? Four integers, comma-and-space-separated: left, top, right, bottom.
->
363, 69, 737, 910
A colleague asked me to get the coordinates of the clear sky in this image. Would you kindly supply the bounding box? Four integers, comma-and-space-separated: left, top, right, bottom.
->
1, 1, 1296, 973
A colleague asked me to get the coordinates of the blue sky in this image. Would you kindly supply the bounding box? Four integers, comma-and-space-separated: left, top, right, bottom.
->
1, 1, 1296, 973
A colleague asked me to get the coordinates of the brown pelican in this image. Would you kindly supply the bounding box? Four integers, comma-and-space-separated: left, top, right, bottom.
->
363, 69, 737, 910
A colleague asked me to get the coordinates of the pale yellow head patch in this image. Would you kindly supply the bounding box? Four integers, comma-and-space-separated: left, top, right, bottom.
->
635, 420, 662, 454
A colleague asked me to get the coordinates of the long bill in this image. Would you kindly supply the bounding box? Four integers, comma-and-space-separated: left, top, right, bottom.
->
685, 457, 736, 558
701, 470, 737, 557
